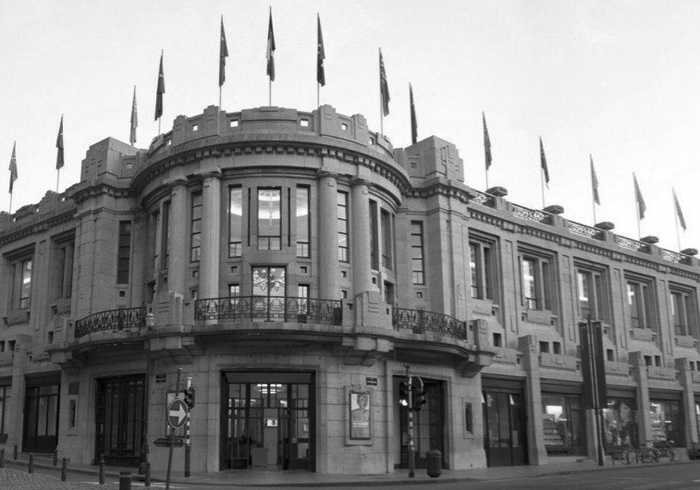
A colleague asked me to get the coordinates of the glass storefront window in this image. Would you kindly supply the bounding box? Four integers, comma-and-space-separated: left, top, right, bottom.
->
541, 394, 583, 452
650, 400, 684, 445
603, 398, 638, 447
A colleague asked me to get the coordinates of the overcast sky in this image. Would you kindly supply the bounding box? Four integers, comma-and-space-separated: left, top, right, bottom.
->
1, 0, 699, 252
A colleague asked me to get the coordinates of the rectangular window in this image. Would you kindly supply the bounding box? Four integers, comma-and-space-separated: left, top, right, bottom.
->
117, 221, 132, 284
257, 188, 282, 250
57, 243, 74, 298
470, 239, 495, 300
19, 259, 32, 309
370, 200, 379, 270
576, 267, 608, 322
296, 187, 310, 257
337, 192, 349, 262
670, 286, 697, 337
229, 187, 243, 257
190, 193, 202, 262
298, 284, 309, 315
0, 384, 9, 435
410, 222, 425, 285
380, 209, 393, 270
520, 251, 554, 311
162, 201, 171, 269
627, 277, 655, 330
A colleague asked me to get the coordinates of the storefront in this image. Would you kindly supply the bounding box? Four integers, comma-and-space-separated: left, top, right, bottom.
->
602, 388, 638, 448
540, 381, 585, 456
482, 377, 527, 467
649, 390, 684, 446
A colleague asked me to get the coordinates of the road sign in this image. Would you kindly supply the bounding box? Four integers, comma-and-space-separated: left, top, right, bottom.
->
167, 399, 188, 429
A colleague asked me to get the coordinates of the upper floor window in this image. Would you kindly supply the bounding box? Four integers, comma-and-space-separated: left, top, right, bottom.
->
258, 188, 281, 251
670, 285, 697, 337
370, 200, 379, 270
296, 187, 310, 258
337, 192, 349, 262
626, 276, 656, 330
229, 187, 243, 257
410, 221, 425, 285
190, 193, 202, 262
19, 259, 32, 310
519, 250, 554, 311
117, 221, 132, 284
55, 241, 74, 299
470, 238, 496, 301
576, 265, 608, 322
380, 209, 393, 270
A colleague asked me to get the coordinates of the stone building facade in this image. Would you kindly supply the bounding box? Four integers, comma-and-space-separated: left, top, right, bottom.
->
0, 104, 698, 474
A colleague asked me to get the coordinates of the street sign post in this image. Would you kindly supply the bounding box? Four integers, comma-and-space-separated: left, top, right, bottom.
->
167, 399, 188, 430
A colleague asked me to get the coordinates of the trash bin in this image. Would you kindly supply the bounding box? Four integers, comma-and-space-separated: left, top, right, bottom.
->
426, 449, 441, 478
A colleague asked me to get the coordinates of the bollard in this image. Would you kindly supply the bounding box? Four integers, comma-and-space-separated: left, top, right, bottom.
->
144, 462, 151, 487
119, 471, 132, 490
13, 444, 17, 460
0, 448, 4, 468
99, 453, 105, 485
53, 449, 58, 466
61, 458, 68, 482
28, 454, 34, 474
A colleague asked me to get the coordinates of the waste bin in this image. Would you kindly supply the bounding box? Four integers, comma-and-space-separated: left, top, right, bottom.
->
426, 449, 441, 478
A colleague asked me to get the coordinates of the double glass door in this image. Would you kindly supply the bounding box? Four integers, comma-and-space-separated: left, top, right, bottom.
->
483, 391, 527, 467
252, 267, 286, 321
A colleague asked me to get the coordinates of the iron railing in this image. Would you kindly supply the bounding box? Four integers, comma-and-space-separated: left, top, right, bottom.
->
393, 307, 468, 341
195, 296, 343, 326
75, 306, 147, 339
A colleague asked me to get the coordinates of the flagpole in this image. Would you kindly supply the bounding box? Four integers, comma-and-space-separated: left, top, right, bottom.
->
635, 180, 641, 239
674, 189, 681, 251
485, 169, 489, 191
8, 193, 13, 215
541, 168, 546, 209
317, 83, 320, 109
56, 169, 60, 193
592, 191, 597, 225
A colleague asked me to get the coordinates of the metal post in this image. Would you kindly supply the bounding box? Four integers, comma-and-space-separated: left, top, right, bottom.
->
13, 444, 17, 460
119, 471, 132, 490
166, 368, 182, 490
99, 453, 105, 485
404, 364, 415, 478
53, 449, 58, 466
185, 376, 191, 478
28, 454, 34, 473
0, 448, 4, 468
144, 462, 151, 487
61, 458, 68, 482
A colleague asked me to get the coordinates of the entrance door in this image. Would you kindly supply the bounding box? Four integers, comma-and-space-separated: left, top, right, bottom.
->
252, 267, 286, 321
483, 392, 527, 467
398, 379, 445, 468
95, 375, 145, 466
223, 373, 313, 470
23, 383, 60, 453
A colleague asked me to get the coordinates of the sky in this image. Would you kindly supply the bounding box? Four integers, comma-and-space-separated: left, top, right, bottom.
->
1, 0, 699, 253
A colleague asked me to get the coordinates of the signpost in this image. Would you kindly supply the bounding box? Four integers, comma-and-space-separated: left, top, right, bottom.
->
165, 369, 183, 490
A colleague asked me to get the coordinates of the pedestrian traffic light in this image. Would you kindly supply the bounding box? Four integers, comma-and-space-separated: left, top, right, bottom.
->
399, 381, 410, 408
412, 378, 426, 411
183, 386, 196, 410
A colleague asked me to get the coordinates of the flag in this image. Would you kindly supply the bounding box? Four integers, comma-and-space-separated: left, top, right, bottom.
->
56, 116, 64, 170
266, 9, 276, 81
590, 155, 600, 205
483, 112, 492, 170
8, 142, 17, 194
130, 86, 138, 146
219, 16, 229, 87
633, 173, 646, 220
379, 48, 390, 116
579, 319, 607, 409
673, 188, 686, 231
155, 51, 165, 121
539, 137, 549, 186
409, 84, 417, 144
317, 14, 325, 87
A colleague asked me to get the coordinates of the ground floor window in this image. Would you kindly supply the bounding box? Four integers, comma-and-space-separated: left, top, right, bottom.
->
603, 398, 638, 447
23, 378, 60, 453
0, 383, 11, 443
650, 400, 684, 445
541, 394, 584, 455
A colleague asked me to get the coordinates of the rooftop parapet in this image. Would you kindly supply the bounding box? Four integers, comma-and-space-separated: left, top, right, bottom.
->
0, 190, 75, 238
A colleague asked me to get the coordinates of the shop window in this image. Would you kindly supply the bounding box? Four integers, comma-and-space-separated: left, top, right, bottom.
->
542, 394, 583, 453
650, 400, 684, 446
337, 192, 349, 262
670, 286, 697, 337
190, 193, 202, 262
626, 275, 656, 330
410, 222, 425, 285
603, 398, 638, 447
519, 249, 555, 312
257, 188, 282, 251
296, 187, 310, 257
470, 238, 497, 301
229, 187, 243, 257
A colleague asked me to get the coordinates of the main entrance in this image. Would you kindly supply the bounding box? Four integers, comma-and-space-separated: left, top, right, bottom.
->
23, 374, 61, 453
222, 372, 314, 471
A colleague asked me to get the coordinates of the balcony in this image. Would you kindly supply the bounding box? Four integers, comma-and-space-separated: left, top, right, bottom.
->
74, 306, 147, 339
194, 296, 343, 326
392, 308, 468, 342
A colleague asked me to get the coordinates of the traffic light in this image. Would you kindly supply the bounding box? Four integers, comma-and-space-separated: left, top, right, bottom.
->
183, 386, 196, 410
399, 381, 410, 408
412, 378, 426, 411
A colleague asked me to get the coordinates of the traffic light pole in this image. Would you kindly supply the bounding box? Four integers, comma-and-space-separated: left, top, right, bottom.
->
166, 368, 182, 490
404, 364, 415, 478
185, 376, 192, 477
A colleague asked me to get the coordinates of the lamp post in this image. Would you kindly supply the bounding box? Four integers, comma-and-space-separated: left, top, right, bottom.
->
139, 312, 155, 475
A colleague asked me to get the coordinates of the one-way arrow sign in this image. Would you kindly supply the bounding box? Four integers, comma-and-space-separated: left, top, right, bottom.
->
167, 399, 188, 429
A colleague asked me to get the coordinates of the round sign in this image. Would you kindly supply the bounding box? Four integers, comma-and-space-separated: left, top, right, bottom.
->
167, 399, 189, 429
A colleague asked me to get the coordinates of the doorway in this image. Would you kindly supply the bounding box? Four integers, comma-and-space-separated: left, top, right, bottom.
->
252, 267, 286, 321
482, 391, 528, 466
23, 376, 61, 454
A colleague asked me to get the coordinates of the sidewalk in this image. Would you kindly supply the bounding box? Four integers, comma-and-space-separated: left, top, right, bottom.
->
1, 453, 698, 488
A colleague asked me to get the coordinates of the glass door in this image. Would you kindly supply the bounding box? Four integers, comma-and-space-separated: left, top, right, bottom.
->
252, 267, 286, 321
483, 392, 528, 467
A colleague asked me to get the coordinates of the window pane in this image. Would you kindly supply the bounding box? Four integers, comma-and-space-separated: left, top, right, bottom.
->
229, 187, 243, 257
258, 189, 281, 237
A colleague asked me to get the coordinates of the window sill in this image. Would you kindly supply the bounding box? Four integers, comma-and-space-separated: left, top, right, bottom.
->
6, 309, 30, 326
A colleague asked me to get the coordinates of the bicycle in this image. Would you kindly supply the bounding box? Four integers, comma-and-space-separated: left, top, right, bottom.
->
639, 442, 660, 463
653, 439, 677, 461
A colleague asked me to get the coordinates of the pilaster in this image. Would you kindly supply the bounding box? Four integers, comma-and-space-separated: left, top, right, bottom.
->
518, 334, 548, 465
318, 171, 339, 300
199, 171, 221, 300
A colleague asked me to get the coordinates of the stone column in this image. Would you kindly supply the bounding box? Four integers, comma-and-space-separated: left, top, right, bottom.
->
675, 358, 696, 446
168, 179, 189, 297
351, 178, 372, 297
199, 172, 221, 300
629, 352, 651, 445
317, 171, 338, 300
518, 335, 547, 465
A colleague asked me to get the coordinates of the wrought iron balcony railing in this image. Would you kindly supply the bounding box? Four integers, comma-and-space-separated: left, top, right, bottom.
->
194, 296, 343, 326
393, 307, 468, 341
75, 306, 147, 339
